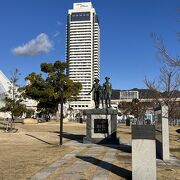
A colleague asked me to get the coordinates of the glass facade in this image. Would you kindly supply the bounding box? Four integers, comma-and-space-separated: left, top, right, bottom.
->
94, 14, 99, 24
71, 12, 90, 21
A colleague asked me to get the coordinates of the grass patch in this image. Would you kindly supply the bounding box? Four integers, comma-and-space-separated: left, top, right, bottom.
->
170, 148, 180, 152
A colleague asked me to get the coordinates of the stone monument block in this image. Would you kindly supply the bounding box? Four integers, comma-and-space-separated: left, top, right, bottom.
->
132, 125, 156, 180
154, 105, 170, 160
83, 108, 118, 144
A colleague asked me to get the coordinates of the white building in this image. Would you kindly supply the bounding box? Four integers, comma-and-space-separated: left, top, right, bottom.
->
0, 70, 11, 94
119, 90, 139, 100
66, 2, 100, 109
0, 70, 11, 109
0, 70, 37, 118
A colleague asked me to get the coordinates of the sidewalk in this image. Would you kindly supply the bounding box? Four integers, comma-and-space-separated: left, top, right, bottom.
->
30, 140, 132, 180
30, 139, 180, 180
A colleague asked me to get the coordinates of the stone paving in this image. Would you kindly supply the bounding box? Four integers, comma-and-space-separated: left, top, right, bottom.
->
30, 139, 180, 180
156, 154, 180, 167
58, 146, 107, 180
92, 148, 117, 180
30, 139, 122, 180
31, 146, 86, 180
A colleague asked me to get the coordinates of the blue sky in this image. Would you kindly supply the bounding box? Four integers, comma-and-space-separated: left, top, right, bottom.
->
0, 0, 180, 89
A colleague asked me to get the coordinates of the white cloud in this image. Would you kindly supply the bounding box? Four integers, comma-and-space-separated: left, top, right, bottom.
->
53, 31, 60, 38
57, 21, 62, 26
12, 33, 53, 56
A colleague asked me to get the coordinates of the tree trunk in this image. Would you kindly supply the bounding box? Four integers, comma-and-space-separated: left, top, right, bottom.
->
59, 92, 63, 145
56, 111, 59, 121
10, 112, 14, 131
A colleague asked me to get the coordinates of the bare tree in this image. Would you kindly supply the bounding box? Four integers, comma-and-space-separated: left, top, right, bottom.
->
151, 33, 180, 67
118, 98, 153, 124
147, 11, 180, 124
145, 65, 180, 125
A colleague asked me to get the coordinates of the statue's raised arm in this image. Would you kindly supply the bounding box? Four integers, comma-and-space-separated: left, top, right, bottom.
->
88, 78, 101, 109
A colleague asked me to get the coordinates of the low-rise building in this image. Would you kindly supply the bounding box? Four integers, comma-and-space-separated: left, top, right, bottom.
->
111, 88, 180, 123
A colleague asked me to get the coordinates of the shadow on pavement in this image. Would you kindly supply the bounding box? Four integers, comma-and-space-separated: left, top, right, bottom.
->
76, 155, 132, 179
50, 131, 131, 152
176, 128, 180, 134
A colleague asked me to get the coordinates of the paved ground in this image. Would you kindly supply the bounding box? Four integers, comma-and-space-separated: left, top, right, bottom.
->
30, 139, 132, 180
30, 138, 180, 180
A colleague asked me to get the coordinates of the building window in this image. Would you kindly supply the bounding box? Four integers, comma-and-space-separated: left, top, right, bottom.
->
71, 12, 90, 21
120, 91, 139, 99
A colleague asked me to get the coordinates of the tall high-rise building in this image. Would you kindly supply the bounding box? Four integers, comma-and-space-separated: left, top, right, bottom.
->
66, 2, 100, 109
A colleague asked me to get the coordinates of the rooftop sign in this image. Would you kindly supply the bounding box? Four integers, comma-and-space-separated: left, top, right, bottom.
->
73, 2, 92, 9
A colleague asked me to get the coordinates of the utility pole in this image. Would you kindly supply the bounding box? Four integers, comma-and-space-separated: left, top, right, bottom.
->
59, 86, 64, 146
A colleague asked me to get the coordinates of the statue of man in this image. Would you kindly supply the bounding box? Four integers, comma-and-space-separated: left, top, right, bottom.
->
88, 78, 102, 109
103, 77, 112, 108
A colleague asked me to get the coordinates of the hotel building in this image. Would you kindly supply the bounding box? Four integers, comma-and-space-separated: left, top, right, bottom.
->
66, 2, 100, 109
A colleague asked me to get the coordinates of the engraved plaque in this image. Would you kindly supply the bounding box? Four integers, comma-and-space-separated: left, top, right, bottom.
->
132, 125, 155, 140
94, 119, 108, 133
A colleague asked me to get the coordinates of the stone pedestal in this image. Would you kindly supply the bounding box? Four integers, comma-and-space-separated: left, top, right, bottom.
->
132, 125, 156, 180
155, 105, 170, 160
83, 108, 119, 144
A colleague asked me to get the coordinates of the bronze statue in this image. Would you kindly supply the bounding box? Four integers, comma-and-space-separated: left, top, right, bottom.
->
103, 77, 112, 108
88, 78, 103, 109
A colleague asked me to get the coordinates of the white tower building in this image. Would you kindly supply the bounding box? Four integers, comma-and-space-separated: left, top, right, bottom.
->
66, 2, 100, 109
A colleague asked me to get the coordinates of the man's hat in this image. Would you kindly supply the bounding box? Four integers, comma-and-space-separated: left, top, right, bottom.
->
94, 78, 99, 82
105, 76, 110, 80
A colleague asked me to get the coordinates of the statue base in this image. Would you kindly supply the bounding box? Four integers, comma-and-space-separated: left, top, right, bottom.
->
83, 108, 119, 144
